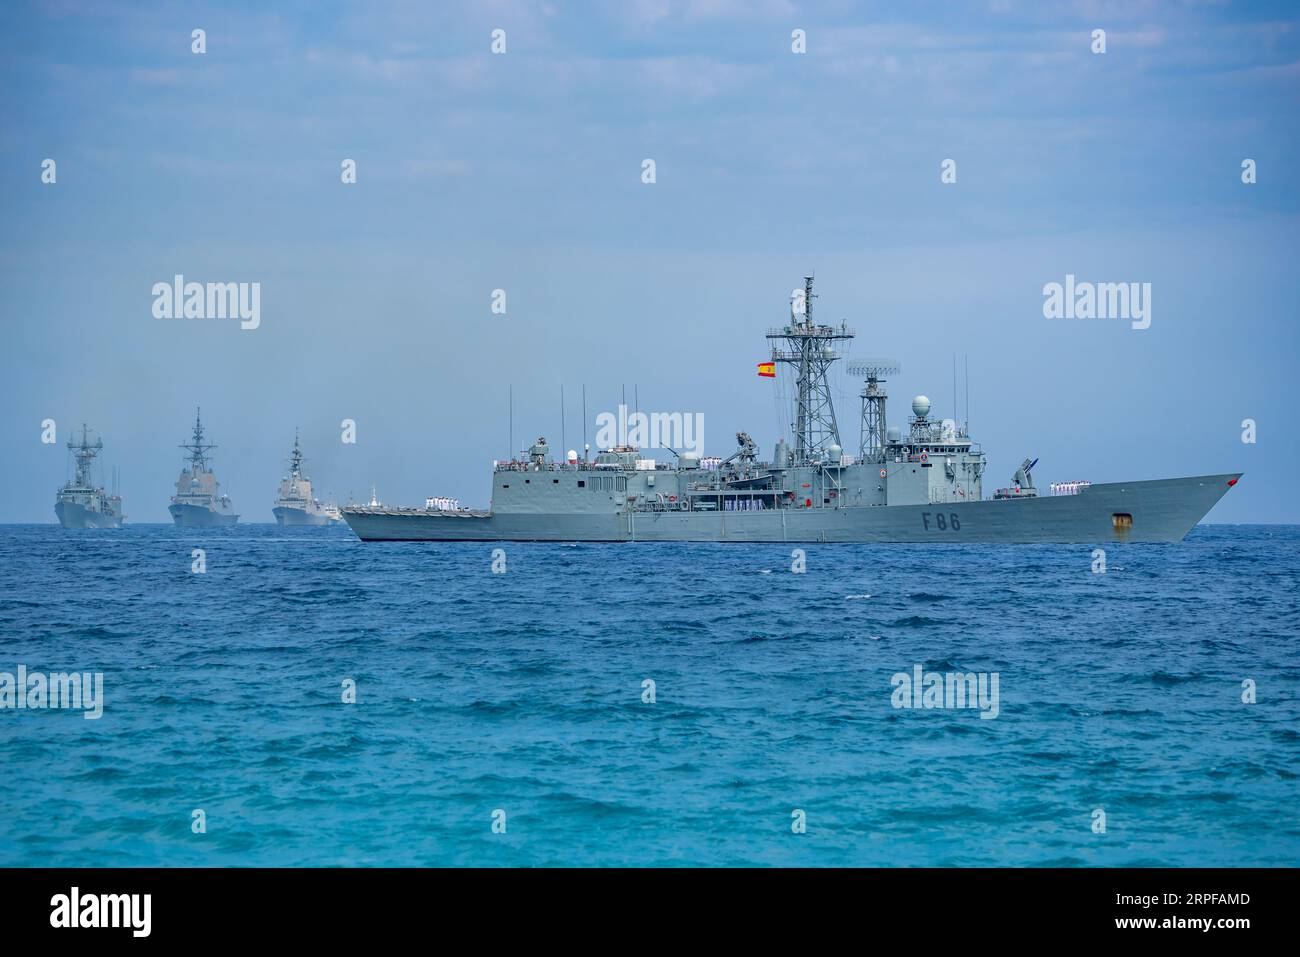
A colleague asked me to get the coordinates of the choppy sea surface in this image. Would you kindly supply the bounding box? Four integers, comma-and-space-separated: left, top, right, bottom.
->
0, 523, 1296, 867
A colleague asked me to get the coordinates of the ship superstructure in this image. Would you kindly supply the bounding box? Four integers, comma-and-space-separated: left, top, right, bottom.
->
169, 408, 239, 527
54, 425, 123, 529
343, 278, 1240, 543
272, 431, 341, 526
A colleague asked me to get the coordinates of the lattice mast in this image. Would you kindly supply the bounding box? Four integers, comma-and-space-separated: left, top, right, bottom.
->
766, 276, 855, 464
181, 407, 216, 472
847, 359, 901, 463
68, 424, 103, 487
288, 429, 305, 478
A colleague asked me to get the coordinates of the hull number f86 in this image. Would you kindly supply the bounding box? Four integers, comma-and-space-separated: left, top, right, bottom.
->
921, 512, 961, 531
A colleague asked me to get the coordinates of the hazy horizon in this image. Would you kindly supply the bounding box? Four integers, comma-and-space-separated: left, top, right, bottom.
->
3, 0, 1297, 523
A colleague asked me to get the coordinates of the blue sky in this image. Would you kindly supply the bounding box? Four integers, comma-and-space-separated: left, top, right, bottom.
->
1, 0, 1297, 522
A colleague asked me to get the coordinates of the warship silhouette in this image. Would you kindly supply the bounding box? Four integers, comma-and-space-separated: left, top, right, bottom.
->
169, 409, 238, 527
343, 278, 1240, 543
55, 425, 123, 529
272, 432, 342, 526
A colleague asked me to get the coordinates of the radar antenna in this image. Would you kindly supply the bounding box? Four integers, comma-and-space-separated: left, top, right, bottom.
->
846, 358, 901, 463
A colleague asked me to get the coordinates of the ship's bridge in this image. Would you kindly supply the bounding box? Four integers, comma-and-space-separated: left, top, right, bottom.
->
874, 395, 988, 505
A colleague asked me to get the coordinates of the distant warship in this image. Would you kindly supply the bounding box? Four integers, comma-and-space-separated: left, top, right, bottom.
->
169, 408, 239, 527
343, 278, 1241, 544
272, 432, 342, 526
55, 425, 123, 529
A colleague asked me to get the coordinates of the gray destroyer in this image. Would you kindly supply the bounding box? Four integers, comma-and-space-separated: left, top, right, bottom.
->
55, 425, 123, 529
169, 409, 239, 527
344, 278, 1240, 543
272, 432, 342, 526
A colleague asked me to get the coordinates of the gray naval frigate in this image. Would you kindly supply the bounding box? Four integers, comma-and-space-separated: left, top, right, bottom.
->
55, 425, 123, 529
168, 408, 239, 527
272, 432, 342, 526
343, 278, 1241, 544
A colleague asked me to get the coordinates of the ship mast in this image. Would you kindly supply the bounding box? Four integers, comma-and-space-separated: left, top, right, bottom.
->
288, 429, 304, 478
847, 359, 901, 464
766, 276, 854, 464
181, 407, 216, 472
68, 423, 103, 487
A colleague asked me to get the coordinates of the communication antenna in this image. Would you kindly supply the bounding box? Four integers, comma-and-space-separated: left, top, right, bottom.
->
846, 358, 901, 463
964, 354, 970, 434
508, 385, 513, 460
560, 385, 566, 462
582, 384, 588, 463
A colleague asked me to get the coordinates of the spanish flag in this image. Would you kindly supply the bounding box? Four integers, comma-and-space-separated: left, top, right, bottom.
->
757, 362, 776, 378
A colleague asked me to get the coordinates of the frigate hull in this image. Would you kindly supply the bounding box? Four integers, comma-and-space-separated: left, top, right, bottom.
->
169, 503, 239, 527
273, 505, 332, 526
343, 473, 1240, 544
55, 501, 122, 529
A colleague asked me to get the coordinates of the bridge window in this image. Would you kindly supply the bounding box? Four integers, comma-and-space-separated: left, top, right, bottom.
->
1113, 513, 1133, 529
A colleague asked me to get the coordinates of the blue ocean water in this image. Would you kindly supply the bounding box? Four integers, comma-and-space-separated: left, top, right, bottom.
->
0, 523, 1296, 867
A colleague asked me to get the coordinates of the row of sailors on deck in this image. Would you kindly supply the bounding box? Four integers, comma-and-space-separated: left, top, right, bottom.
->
1049, 481, 1092, 496
425, 496, 462, 511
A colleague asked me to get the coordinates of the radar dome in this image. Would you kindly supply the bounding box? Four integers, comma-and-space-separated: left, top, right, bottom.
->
887, 426, 902, 443
912, 395, 931, 419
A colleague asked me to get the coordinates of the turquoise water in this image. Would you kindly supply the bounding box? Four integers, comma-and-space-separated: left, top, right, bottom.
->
0, 523, 1296, 866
